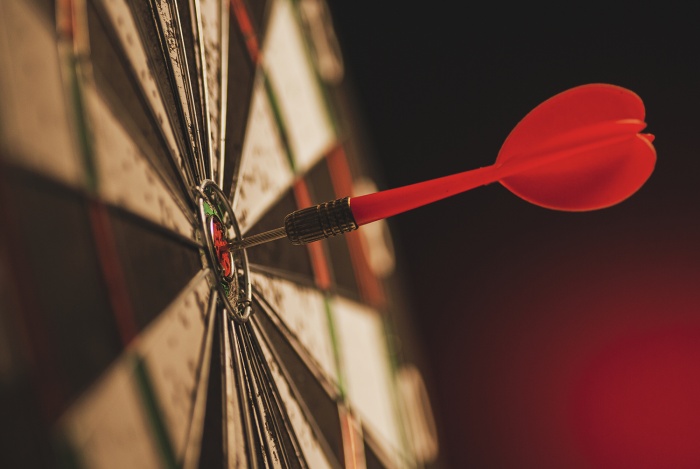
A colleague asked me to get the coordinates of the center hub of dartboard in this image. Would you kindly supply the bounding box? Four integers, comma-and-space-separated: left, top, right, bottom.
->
211, 217, 233, 278
196, 179, 252, 322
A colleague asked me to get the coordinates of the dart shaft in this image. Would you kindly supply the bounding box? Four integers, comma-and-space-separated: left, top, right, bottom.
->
230, 227, 288, 250
229, 196, 357, 250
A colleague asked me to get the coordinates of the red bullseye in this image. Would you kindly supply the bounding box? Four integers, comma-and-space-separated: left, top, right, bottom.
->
212, 217, 233, 278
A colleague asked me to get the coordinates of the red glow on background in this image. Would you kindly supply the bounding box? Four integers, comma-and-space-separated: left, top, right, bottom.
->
573, 327, 700, 468
435, 222, 700, 468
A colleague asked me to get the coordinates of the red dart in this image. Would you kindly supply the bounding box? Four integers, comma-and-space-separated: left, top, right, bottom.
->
351, 83, 656, 225
233, 83, 656, 249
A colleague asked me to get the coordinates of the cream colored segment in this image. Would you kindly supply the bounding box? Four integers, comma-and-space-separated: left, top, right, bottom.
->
84, 86, 195, 240
232, 77, 294, 233
57, 359, 165, 469
263, 0, 336, 173
253, 322, 334, 469
136, 272, 212, 460
396, 366, 439, 464
298, 0, 345, 84
252, 271, 338, 383
0, 0, 82, 187
198, 0, 224, 179
331, 296, 403, 457
97, 0, 189, 183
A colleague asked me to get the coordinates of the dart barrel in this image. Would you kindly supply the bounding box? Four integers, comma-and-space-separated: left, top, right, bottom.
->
284, 196, 358, 245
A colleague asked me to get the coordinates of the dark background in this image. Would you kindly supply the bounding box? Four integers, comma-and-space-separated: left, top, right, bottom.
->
325, 3, 700, 468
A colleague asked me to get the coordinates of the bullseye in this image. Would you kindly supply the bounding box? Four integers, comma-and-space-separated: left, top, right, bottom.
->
212, 217, 233, 278
197, 179, 252, 322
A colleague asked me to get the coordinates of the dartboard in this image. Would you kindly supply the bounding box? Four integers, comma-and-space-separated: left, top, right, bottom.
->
0, 1, 439, 468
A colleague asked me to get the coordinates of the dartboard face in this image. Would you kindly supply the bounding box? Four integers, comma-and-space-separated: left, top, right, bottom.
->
0, 1, 438, 468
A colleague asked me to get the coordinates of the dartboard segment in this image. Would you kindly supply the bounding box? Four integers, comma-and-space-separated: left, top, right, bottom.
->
55, 271, 216, 469
108, 208, 203, 333
232, 75, 295, 233
82, 83, 196, 241
331, 295, 406, 463
250, 301, 346, 467
91, 0, 202, 195
132, 270, 214, 464
251, 271, 338, 385
55, 358, 166, 469
0, 171, 123, 413
251, 319, 339, 469
262, 0, 337, 173
80, 5, 188, 207
0, 0, 83, 188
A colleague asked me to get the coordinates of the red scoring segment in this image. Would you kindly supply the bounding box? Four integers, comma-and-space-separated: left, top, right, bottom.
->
349, 84, 657, 226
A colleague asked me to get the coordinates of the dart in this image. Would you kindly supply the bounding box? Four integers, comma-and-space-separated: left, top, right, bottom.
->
231, 83, 656, 250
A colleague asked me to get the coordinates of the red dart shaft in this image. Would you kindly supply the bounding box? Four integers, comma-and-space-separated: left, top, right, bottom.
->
350, 165, 498, 226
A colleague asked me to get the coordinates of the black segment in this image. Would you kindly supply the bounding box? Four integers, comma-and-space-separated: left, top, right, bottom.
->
108, 207, 202, 331
1, 169, 122, 406
0, 169, 54, 468
30, 0, 56, 25
0, 256, 54, 467
244, 0, 271, 40
246, 190, 314, 281
364, 440, 385, 469
0, 381, 54, 468
253, 301, 344, 467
